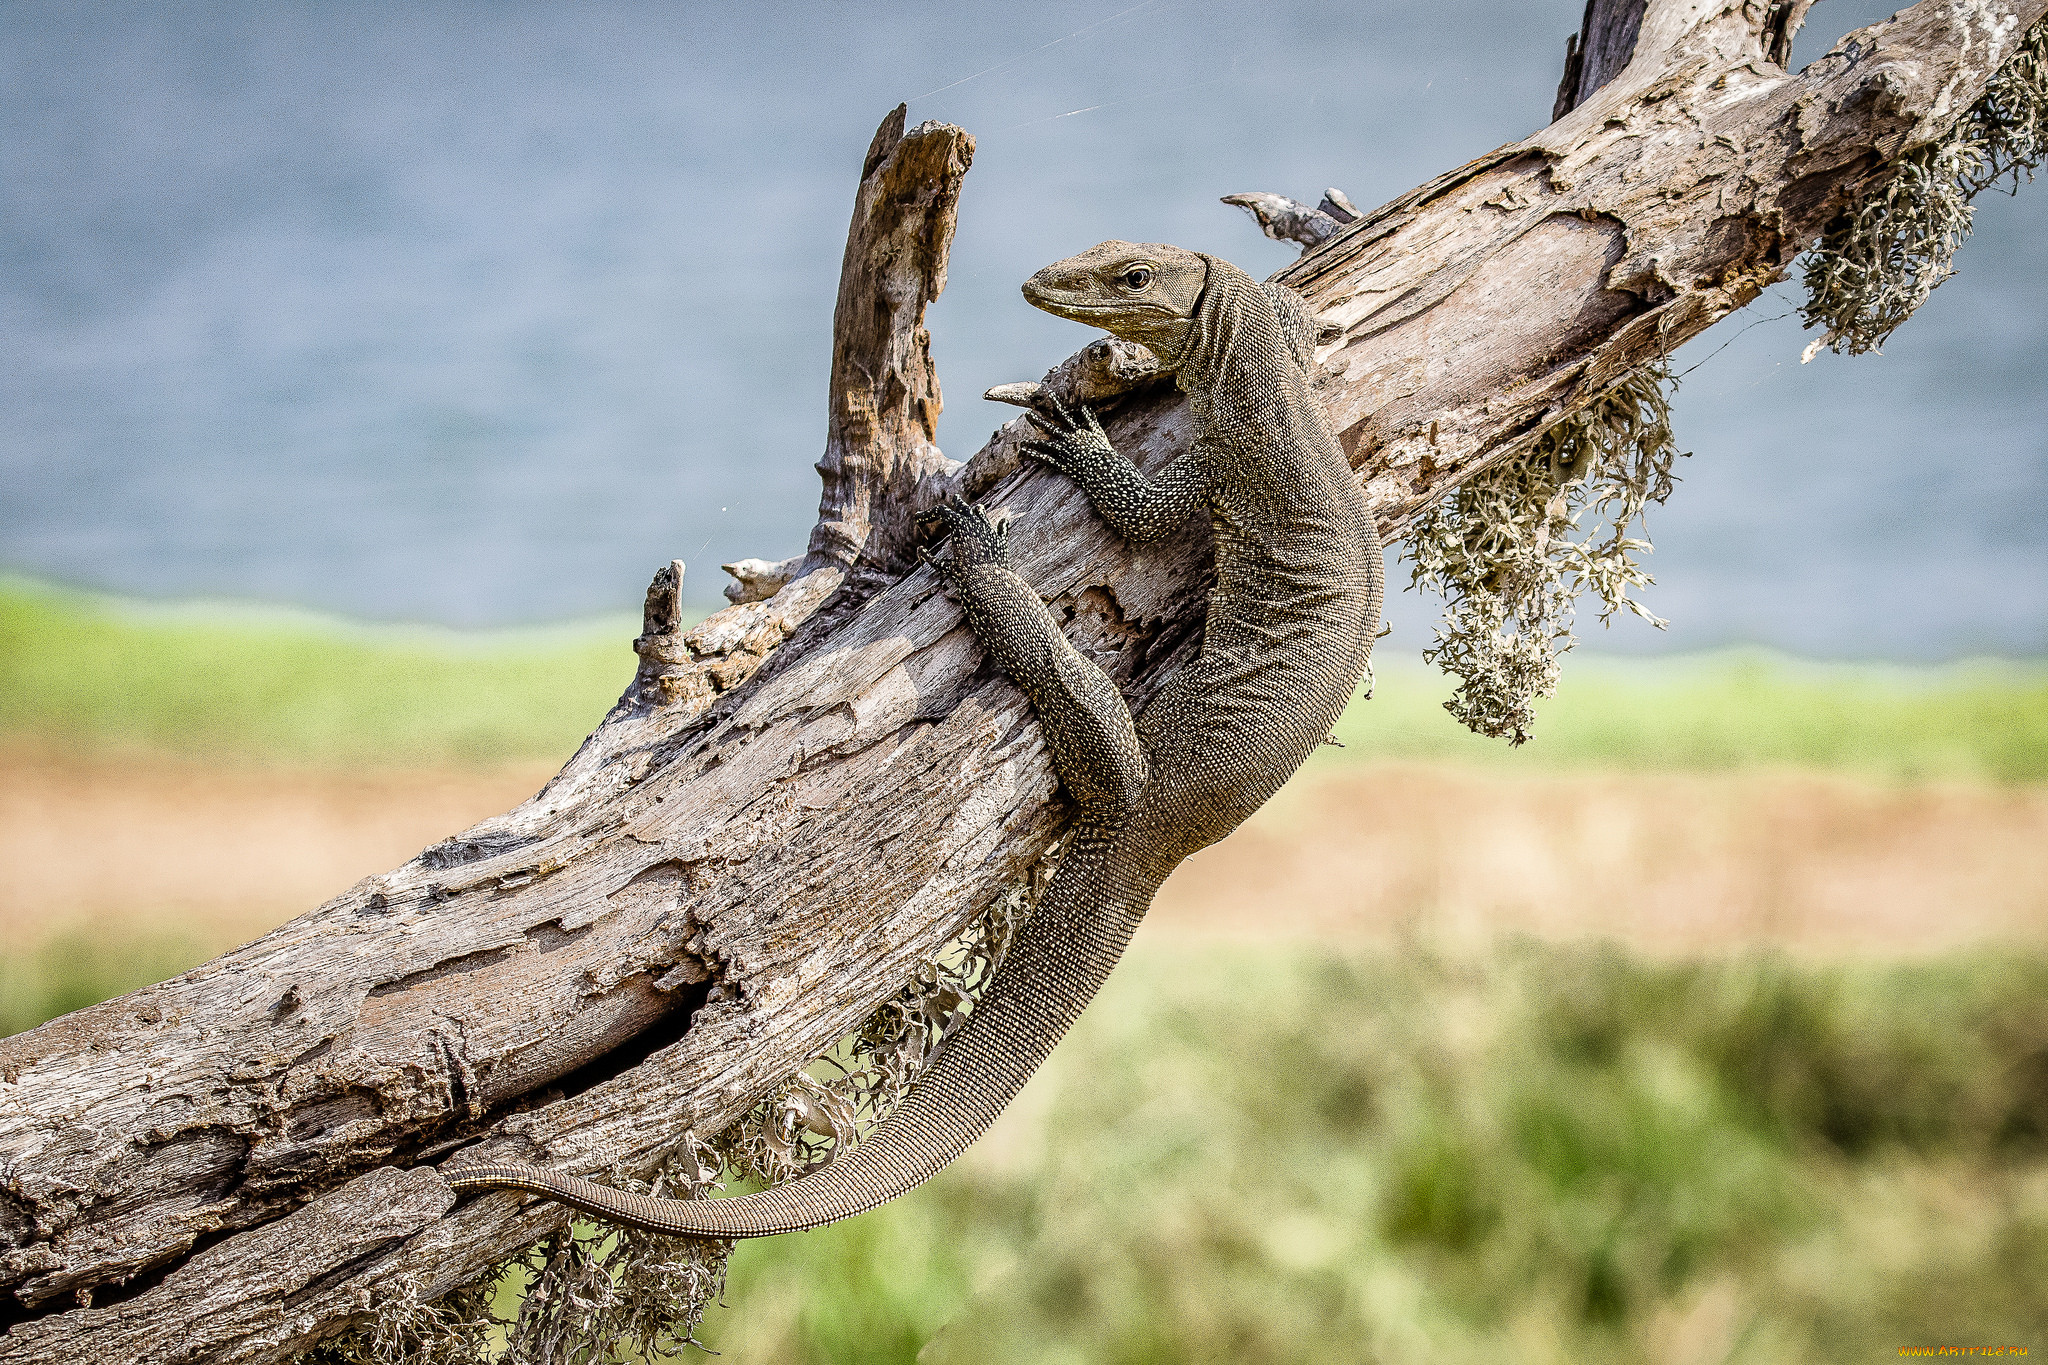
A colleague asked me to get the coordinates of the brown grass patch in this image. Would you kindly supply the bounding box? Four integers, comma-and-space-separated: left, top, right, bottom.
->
0, 744, 551, 953
1156, 762, 2048, 954
5, 747, 2045, 961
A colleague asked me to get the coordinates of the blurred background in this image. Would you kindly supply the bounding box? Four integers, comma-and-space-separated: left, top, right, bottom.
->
3, 0, 2045, 1359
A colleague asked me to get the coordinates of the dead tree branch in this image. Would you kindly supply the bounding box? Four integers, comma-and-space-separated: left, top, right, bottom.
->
3, 3, 2042, 1359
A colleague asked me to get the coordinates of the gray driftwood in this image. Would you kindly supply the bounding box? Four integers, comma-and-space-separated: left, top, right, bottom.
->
3, 3, 2041, 1358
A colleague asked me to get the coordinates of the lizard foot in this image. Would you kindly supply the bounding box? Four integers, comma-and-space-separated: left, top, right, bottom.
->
1020, 396, 1116, 480
918, 496, 1011, 585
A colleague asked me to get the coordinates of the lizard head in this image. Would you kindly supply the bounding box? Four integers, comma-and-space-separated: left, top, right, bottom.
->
1022, 241, 1208, 367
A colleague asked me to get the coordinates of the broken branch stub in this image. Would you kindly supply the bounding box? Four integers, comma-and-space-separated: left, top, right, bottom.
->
802, 104, 973, 599
720, 556, 802, 606
1218, 187, 1361, 251
3, 3, 2044, 1358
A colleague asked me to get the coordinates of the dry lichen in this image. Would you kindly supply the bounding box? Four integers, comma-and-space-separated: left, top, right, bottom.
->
491, 1143, 730, 1365
301, 857, 1047, 1363
1410, 16, 2048, 744
303, 1142, 728, 1365
1802, 16, 2047, 355
1405, 365, 1682, 744
304, 1275, 504, 1365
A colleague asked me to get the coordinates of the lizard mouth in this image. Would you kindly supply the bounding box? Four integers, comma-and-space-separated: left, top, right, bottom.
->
1020, 280, 1173, 325
1019, 278, 1085, 314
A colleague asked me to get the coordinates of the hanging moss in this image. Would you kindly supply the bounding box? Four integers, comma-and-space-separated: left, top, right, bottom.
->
1405, 364, 1683, 745
490, 1146, 730, 1365
302, 1141, 729, 1365
302, 1274, 505, 1365
1802, 17, 2047, 355
1405, 17, 2047, 747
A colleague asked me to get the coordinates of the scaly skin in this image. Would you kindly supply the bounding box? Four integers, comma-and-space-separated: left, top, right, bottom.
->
443, 242, 1384, 1238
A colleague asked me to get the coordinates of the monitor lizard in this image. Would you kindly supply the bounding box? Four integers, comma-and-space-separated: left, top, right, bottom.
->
443, 241, 1385, 1237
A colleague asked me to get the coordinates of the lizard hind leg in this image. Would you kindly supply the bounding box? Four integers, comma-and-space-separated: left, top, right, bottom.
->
928, 498, 1147, 826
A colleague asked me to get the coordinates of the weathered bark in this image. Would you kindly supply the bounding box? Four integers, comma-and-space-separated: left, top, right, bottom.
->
2, 2, 2040, 1359
714, 99, 970, 616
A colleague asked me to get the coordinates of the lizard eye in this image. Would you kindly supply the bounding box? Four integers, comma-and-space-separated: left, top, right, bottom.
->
1121, 266, 1153, 291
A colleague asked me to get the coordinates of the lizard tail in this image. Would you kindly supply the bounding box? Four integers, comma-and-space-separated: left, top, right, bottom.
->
442, 836, 1153, 1239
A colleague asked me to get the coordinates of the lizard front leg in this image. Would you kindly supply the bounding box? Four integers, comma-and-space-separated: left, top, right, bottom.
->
1022, 399, 1209, 544
922, 497, 1146, 825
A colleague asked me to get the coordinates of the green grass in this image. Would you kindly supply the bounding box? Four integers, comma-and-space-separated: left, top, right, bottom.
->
16, 933, 2043, 1361
5, 575, 2048, 780
698, 942, 2048, 1363
0, 576, 636, 768
1324, 653, 2048, 784
0, 924, 206, 1039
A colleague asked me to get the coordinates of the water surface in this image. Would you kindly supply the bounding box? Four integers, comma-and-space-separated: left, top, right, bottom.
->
2, 0, 2041, 657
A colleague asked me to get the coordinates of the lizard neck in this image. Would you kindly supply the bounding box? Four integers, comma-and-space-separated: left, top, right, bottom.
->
1172, 257, 1297, 439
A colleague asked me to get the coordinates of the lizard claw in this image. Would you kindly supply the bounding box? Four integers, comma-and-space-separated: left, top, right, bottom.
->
1022, 398, 1115, 480
1017, 439, 1075, 476
921, 496, 1012, 581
